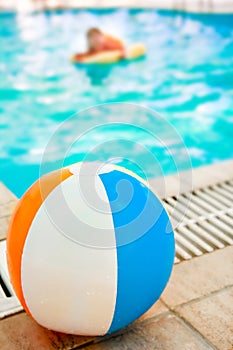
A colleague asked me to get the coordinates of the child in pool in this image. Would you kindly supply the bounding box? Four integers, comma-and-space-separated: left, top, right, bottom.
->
87, 28, 125, 54
74, 28, 125, 60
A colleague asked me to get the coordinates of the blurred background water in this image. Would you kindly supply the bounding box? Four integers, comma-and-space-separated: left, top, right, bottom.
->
0, 9, 233, 196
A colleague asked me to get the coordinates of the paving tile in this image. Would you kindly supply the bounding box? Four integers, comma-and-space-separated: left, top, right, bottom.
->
0, 200, 17, 240
205, 160, 233, 183
161, 246, 233, 308
0, 312, 94, 350
0, 217, 9, 241
85, 313, 214, 350
0, 313, 54, 350
0, 201, 17, 219
149, 175, 181, 198
176, 286, 233, 350
0, 183, 17, 205
184, 160, 233, 191
0, 184, 17, 240
150, 159, 233, 199
0, 301, 167, 350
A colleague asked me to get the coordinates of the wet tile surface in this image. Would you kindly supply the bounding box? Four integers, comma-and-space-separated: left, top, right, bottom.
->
0, 312, 94, 350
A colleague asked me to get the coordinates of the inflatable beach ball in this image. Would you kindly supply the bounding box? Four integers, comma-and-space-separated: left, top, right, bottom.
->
7, 162, 175, 336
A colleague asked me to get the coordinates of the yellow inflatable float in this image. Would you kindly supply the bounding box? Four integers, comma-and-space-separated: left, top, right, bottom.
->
71, 43, 146, 64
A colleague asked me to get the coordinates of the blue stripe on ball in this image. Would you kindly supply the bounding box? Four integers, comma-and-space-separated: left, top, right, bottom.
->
99, 169, 175, 334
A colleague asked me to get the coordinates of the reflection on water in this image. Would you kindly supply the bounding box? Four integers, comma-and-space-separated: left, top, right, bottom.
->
76, 63, 115, 85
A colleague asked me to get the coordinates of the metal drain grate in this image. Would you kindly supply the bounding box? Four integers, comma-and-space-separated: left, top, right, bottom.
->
164, 180, 233, 263
0, 241, 22, 319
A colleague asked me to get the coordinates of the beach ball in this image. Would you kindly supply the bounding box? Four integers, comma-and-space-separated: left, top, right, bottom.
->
7, 162, 175, 336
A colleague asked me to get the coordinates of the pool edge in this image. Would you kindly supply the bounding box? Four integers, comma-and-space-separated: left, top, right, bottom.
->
0, 158, 232, 223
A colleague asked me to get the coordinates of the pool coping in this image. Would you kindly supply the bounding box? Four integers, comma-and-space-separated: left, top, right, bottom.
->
0, 159, 233, 241
149, 158, 233, 198
1, 0, 233, 14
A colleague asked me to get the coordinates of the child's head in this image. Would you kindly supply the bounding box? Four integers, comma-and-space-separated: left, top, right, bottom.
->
87, 28, 104, 50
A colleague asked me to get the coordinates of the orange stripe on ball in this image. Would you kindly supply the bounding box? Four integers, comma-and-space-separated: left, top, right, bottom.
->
6, 168, 72, 315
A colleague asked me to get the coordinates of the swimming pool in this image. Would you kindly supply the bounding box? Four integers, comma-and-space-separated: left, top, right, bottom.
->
0, 9, 233, 197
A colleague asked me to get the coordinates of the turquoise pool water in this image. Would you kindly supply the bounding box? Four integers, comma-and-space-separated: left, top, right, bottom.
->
0, 9, 233, 197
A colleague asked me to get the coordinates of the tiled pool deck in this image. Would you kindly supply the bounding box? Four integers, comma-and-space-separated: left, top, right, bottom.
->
0, 159, 233, 350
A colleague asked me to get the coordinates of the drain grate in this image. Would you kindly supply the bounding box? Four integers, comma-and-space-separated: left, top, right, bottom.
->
0, 179, 232, 318
164, 180, 233, 263
0, 241, 23, 318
